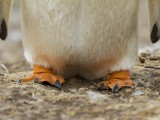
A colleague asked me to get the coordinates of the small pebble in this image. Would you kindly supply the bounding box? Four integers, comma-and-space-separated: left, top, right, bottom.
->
149, 56, 159, 61
139, 57, 145, 63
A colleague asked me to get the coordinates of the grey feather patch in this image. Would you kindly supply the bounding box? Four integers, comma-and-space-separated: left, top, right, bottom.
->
0, 19, 7, 40
151, 23, 159, 43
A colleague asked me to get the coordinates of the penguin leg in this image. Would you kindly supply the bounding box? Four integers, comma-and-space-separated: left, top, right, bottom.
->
97, 70, 134, 92
23, 65, 65, 90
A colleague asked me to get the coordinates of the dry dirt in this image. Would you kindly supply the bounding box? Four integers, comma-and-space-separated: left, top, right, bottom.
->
0, 53, 160, 120
0, 0, 160, 120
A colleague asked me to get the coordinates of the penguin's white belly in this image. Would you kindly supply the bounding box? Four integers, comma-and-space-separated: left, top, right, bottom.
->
21, 0, 139, 79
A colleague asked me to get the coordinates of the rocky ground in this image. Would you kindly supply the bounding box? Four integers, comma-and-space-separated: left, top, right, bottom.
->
0, 0, 160, 120
0, 53, 160, 120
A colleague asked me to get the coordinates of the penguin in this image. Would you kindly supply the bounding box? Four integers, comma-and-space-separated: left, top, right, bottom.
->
1, 0, 140, 92
147, 0, 160, 43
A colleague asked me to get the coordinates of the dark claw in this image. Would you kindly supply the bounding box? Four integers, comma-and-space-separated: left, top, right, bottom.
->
34, 77, 41, 83
112, 84, 119, 93
97, 83, 108, 90
55, 80, 62, 90
97, 83, 104, 90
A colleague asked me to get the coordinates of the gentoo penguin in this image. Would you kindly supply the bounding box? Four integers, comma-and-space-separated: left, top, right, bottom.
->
147, 0, 160, 43
1, 0, 140, 92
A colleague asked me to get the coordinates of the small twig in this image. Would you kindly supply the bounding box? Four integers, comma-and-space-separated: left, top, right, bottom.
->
1, 64, 9, 74
145, 65, 155, 69
154, 66, 160, 69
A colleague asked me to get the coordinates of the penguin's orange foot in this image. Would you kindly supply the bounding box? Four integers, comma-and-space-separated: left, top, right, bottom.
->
23, 65, 65, 90
97, 70, 134, 92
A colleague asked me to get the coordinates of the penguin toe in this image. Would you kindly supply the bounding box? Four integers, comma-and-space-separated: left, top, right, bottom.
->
23, 65, 65, 90
97, 83, 109, 90
34, 77, 41, 84
97, 78, 134, 92
23, 73, 65, 90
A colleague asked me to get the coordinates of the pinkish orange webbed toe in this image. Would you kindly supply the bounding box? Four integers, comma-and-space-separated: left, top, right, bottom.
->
98, 70, 134, 92
23, 65, 65, 89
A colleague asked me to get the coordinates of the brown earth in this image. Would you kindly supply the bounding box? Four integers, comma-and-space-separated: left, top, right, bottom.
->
0, 54, 160, 120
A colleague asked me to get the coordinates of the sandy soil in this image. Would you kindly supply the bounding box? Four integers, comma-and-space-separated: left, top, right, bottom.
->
0, 0, 160, 120
0, 54, 160, 120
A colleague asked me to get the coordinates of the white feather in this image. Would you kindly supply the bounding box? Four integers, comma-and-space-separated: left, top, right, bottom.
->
20, 0, 139, 80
